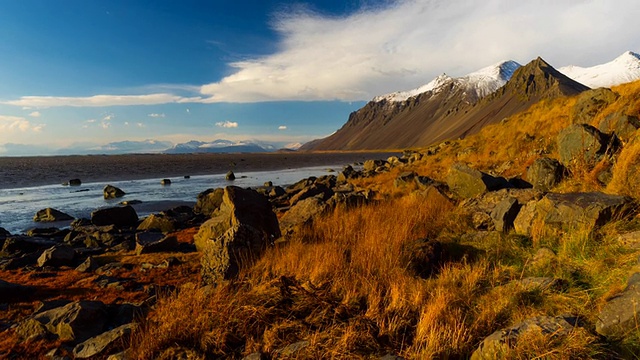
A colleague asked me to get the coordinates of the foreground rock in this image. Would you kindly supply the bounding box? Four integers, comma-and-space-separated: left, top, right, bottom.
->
471, 316, 580, 359
571, 88, 619, 125
526, 157, 565, 192
514, 192, 633, 235
103, 185, 126, 199
557, 124, 609, 168
73, 323, 134, 359
596, 273, 640, 338
135, 232, 179, 255
37, 245, 76, 267
279, 195, 329, 237
0, 279, 34, 302
196, 186, 281, 284
33, 208, 74, 222
91, 206, 139, 227
599, 112, 640, 143
446, 163, 510, 198
194, 188, 224, 217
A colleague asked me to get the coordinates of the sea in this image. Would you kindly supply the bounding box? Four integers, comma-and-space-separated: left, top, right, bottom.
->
0, 165, 344, 235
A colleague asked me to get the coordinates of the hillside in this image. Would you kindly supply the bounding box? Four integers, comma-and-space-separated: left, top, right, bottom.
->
306, 57, 588, 150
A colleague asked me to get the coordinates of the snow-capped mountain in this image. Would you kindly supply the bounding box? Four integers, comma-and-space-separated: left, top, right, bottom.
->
373, 60, 521, 103
165, 139, 276, 154
559, 51, 640, 88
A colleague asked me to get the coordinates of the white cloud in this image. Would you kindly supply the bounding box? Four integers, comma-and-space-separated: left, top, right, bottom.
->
124, 122, 130, 126
215, 120, 239, 128
101, 122, 111, 129
148, 113, 165, 118
137, 122, 145, 128
2, 93, 202, 108
0, 115, 45, 132
278, 125, 287, 130
197, 0, 640, 102
29, 111, 41, 118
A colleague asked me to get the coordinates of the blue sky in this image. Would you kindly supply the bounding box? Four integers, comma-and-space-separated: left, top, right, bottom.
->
0, 0, 639, 155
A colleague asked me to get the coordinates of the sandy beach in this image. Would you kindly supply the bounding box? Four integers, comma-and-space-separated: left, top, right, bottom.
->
0, 151, 397, 189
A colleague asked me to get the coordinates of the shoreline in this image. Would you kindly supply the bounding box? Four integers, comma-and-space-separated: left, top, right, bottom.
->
0, 151, 397, 190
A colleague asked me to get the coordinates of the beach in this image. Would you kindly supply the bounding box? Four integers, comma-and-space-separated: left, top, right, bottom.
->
0, 151, 396, 189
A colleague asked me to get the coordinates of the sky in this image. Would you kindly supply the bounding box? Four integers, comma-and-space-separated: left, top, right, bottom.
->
0, 0, 639, 155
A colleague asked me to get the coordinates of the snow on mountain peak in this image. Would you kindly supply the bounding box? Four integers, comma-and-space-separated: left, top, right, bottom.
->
373, 60, 521, 103
559, 51, 640, 88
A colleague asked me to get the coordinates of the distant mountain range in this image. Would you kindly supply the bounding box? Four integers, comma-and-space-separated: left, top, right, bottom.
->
302, 51, 640, 151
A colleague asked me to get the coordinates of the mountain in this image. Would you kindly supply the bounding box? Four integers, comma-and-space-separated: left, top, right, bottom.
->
80, 140, 173, 154
165, 139, 275, 154
304, 57, 588, 151
559, 51, 640, 88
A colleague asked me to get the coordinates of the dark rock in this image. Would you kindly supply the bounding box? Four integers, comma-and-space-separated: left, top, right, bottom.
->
328, 191, 369, 208
103, 185, 126, 199
264, 181, 273, 187
599, 112, 640, 143
73, 323, 134, 359
446, 163, 511, 198
16, 300, 108, 343
27, 227, 69, 239
0, 279, 34, 302
526, 157, 565, 191
289, 184, 332, 206
2, 236, 58, 255
184, 175, 190, 179
571, 88, 619, 124
135, 232, 179, 255
490, 198, 521, 232
0, 251, 42, 270
137, 213, 177, 233
194, 188, 224, 217
269, 186, 286, 198
37, 245, 76, 267
471, 316, 580, 359
363, 159, 387, 173
596, 273, 640, 338
280, 196, 329, 237
69, 179, 82, 186
91, 206, 138, 227
33, 208, 74, 222
75, 256, 100, 273
194, 186, 280, 251
557, 124, 608, 167
394, 171, 416, 187
160, 179, 171, 186
119, 200, 142, 205
226, 170, 236, 181
286, 177, 317, 195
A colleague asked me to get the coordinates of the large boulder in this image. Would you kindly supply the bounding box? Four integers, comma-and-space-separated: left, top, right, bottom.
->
526, 157, 565, 192
596, 273, 640, 338
514, 192, 633, 235
471, 316, 580, 359
226, 170, 236, 181
599, 112, 640, 143
33, 208, 74, 222
194, 188, 224, 217
363, 159, 387, 173
16, 301, 108, 343
200, 224, 265, 284
103, 185, 126, 199
137, 213, 177, 233
135, 232, 179, 255
279, 195, 329, 237
37, 245, 76, 267
557, 124, 608, 167
571, 88, 619, 124
446, 163, 511, 199
490, 197, 520, 232
194, 186, 280, 251
91, 206, 138, 227
2, 236, 58, 256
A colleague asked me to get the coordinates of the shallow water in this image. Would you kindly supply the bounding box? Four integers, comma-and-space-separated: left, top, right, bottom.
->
0, 165, 340, 234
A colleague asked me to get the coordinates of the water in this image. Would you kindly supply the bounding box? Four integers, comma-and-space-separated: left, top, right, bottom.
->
0, 165, 340, 234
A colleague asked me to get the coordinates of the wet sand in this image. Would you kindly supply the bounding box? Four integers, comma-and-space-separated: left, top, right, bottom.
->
0, 151, 397, 189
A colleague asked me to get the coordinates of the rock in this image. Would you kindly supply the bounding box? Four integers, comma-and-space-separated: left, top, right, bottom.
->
289, 184, 332, 206
91, 206, 139, 227
16, 301, 108, 343
242, 352, 266, 360
226, 170, 236, 181
33, 208, 74, 222
2, 235, 58, 255
135, 232, 179, 255
490, 197, 520, 232
269, 186, 286, 198
557, 124, 608, 167
571, 88, 619, 124
194, 188, 224, 217
119, 200, 142, 205
73, 323, 134, 359
596, 273, 640, 338
103, 185, 126, 199
280, 196, 329, 236
363, 159, 387, 173
513, 201, 538, 235
471, 316, 580, 359
200, 224, 265, 284
0, 279, 34, 302
536, 192, 632, 232
394, 171, 416, 187
400, 239, 443, 278
75, 256, 100, 273
69, 179, 82, 186
599, 112, 640, 142
27, 227, 69, 238
160, 179, 171, 185
194, 186, 280, 252
526, 157, 565, 192
446, 163, 511, 198
37, 245, 76, 267
137, 213, 177, 233
274, 340, 310, 357
264, 181, 273, 187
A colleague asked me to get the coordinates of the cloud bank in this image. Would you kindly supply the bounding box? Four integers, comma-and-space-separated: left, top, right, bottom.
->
0, 115, 45, 133
215, 121, 239, 128
3, 0, 640, 107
